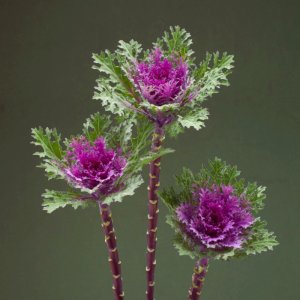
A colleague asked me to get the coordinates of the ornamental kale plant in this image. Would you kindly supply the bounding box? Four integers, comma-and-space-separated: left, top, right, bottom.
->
32, 26, 277, 300
93, 26, 234, 300
160, 158, 278, 299
32, 113, 172, 300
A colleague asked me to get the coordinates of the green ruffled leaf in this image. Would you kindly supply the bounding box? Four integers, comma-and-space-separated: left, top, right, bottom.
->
92, 51, 136, 116
155, 25, 195, 64
116, 39, 142, 62
196, 158, 242, 186
244, 183, 266, 213
103, 175, 144, 205
31, 127, 65, 180
193, 52, 234, 104
111, 113, 137, 149
165, 122, 184, 138
83, 112, 111, 142
212, 248, 236, 261
213, 219, 279, 260
242, 219, 279, 256
138, 148, 174, 166
178, 108, 209, 131
38, 162, 64, 180
92, 51, 124, 84
174, 233, 197, 259
42, 189, 90, 213
160, 187, 181, 210
140, 100, 180, 113
93, 78, 129, 116
31, 127, 64, 160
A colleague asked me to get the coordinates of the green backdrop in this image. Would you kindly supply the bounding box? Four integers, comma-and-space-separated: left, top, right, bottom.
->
0, 0, 299, 299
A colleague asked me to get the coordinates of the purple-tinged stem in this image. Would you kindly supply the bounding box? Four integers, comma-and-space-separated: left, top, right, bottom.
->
98, 201, 124, 300
188, 258, 209, 300
146, 123, 165, 300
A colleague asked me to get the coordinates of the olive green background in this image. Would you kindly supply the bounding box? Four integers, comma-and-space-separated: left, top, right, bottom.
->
0, 0, 299, 299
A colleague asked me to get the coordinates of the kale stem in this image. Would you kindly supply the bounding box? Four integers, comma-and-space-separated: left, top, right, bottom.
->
188, 257, 209, 300
98, 201, 125, 300
146, 123, 165, 300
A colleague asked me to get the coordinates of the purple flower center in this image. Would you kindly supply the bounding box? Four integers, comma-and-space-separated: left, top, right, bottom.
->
133, 48, 189, 106
63, 137, 126, 195
176, 185, 254, 250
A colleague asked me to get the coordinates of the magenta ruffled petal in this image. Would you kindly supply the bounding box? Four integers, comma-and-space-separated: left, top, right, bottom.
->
63, 136, 127, 195
176, 185, 254, 250
132, 48, 190, 106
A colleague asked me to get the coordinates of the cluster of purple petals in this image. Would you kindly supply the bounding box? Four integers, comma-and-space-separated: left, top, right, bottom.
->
133, 48, 189, 106
63, 137, 126, 195
176, 185, 254, 250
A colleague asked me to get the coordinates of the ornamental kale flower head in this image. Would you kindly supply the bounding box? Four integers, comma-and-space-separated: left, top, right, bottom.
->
64, 136, 127, 195
176, 185, 254, 250
32, 113, 161, 212
133, 48, 189, 106
93, 26, 234, 129
161, 158, 278, 259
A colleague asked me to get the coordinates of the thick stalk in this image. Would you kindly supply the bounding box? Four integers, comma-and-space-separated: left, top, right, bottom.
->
146, 124, 165, 300
188, 258, 209, 300
98, 201, 124, 300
